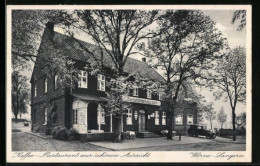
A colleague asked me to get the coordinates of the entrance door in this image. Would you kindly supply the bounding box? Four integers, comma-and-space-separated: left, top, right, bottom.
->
138, 111, 146, 132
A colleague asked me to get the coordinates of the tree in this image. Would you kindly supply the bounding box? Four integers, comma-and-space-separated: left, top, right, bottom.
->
231, 10, 246, 31
143, 10, 226, 139
11, 55, 30, 120
210, 46, 246, 141
57, 10, 159, 142
217, 107, 227, 129
203, 102, 216, 130
12, 10, 59, 62
236, 112, 246, 128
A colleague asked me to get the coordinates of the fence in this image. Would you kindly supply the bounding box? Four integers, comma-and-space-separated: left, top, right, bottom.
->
218, 128, 246, 137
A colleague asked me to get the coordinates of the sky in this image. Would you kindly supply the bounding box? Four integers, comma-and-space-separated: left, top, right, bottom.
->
19, 10, 247, 128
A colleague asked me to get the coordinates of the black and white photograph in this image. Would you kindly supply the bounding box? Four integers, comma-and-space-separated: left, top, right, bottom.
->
6, 5, 251, 163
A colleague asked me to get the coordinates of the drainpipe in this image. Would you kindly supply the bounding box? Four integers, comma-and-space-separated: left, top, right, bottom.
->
98, 104, 101, 132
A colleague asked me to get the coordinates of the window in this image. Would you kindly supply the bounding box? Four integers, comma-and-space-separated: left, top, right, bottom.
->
97, 104, 105, 124
44, 108, 48, 125
158, 91, 163, 100
133, 87, 139, 97
34, 83, 37, 97
54, 74, 58, 89
78, 70, 88, 88
187, 114, 194, 125
162, 112, 166, 125
175, 114, 183, 125
126, 109, 132, 125
155, 111, 159, 125
72, 100, 87, 125
147, 88, 152, 99
97, 74, 105, 91
44, 78, 48, 93
73, 109, 78, 124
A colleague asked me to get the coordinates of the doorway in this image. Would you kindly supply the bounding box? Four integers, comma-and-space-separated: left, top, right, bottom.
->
138, 110, 146, 132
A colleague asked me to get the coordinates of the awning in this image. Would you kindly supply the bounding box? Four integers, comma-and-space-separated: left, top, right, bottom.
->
69, 93, 106, 102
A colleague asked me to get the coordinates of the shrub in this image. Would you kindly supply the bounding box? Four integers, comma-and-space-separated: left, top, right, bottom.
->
56, 127, 68, 140
67, 128, 80, 141
52, 126, 62, 139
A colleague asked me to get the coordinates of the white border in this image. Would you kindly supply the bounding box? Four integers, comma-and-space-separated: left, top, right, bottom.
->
6, 5, 252, 163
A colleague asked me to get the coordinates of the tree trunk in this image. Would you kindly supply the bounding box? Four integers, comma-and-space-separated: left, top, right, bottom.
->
20, 114, 22, 119
221, 122, 223, 129
167, 112, 173, 140
232, 109, 236, 141
113, 114, 122, 142
210, 118, 212, 130
14, 113, 18, 120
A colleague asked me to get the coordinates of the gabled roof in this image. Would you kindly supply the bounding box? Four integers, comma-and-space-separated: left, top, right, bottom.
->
40, 28, 165, 83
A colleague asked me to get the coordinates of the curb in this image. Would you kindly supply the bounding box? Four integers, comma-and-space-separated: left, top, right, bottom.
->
25, 132, 52, 139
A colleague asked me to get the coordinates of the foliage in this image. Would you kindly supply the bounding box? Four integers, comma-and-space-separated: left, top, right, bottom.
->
142, 10, 226, 139
66, 128, 80, 141
55, 10, 160, 142
217, 107, 227, 129
36, 28, 79, 90
236, 112, 246, 128
11, 55, 30, 120
52, 126, 69, 140
209, 46, 246, 141
12, 10, 60, 61
52, 126, 80, 141
203, 102, 216, 130
231, 10, 246, 31
52, 126, 62, 139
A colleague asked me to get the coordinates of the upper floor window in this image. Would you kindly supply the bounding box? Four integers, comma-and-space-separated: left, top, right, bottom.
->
97, 74, 105, 91
158, 91, 163, 100
44, 108, 48, 125
97, 104, 105, 124
34, 83, 37, 98
133, 87, 139, 97
147, 88, 152, 99
54, 74, 58, 90
78, 70, 88, 88
44, 78, 48, 93
155, 111, 159, 125
162, 112, 166, 125
126, 109, 132, 125
175, 114, 183, 125
187, 114, 194, 125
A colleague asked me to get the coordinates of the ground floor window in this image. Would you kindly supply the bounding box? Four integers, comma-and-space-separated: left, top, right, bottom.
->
155, 111, 159, 125
187, 114, 194, 125
73, 109, 78, 124
162, 112, 166, 125
175, 114, 183, 125
126, 109, 132, 125
97, 104, 105, 124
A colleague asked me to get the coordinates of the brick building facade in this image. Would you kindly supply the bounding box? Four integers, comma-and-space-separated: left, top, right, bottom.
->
31, 22, 198, 137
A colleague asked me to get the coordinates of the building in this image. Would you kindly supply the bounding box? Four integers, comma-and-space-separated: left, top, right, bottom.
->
31, 22, 198, 139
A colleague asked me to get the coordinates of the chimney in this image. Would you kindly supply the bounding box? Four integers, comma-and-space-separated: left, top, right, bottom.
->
142, 57, 146, 62
46, 22, 55, 37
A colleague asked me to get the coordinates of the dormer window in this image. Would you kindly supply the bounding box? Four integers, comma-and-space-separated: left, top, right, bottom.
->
147, 88, 152, 99
44, 78, 48, 93
133, 87, 139, 97
97, 74, 105, 91
78, 70, 88, 88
